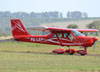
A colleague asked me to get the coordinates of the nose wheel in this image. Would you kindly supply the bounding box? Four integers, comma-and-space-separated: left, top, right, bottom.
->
77, 47, 87, 56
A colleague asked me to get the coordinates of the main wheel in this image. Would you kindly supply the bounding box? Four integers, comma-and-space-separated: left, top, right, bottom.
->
80, 54, 86, 56
77, 50, 87, 56
65, 49, 76, 55
52, 49, 65, 54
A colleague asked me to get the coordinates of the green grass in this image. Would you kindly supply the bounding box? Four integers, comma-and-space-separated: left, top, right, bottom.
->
0, 42, 100, 72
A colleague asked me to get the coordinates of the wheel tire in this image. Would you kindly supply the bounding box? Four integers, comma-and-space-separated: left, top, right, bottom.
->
65, 49, 76, 55
77, 50, 87, 56
52, 49, 65, 54
58, 53, 63, 54
80, 54, 86, 56
69, 53, 74, 55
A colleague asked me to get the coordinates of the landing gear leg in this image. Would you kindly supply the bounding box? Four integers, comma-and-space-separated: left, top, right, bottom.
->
65, 47, 76, 55
83, 47, 88, 55
61, 46, 64, 49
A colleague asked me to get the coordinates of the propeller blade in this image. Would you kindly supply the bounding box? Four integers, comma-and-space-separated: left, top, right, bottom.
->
93, 41, 96, 51
92, 41, 100, 51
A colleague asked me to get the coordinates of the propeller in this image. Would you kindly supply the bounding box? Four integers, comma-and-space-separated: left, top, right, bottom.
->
92, 41, 100, 51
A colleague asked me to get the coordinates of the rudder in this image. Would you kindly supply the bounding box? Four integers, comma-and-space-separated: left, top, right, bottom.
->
11, 19, 30, 38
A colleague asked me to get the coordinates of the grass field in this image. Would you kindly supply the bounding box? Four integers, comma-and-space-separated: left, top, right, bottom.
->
0, 41, 100, 72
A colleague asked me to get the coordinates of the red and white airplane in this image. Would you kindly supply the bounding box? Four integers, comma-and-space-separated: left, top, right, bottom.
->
0, 19, 99, 55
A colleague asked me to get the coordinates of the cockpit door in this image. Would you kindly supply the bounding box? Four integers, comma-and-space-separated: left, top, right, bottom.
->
63, 32, 74, 41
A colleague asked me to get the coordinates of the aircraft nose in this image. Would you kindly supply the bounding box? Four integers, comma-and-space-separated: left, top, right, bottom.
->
94, 37, 98, 41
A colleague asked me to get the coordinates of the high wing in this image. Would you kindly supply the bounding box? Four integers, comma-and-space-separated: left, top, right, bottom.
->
27, 26, 98, 32
27, 26, 72, 32
76, 29, 98, 32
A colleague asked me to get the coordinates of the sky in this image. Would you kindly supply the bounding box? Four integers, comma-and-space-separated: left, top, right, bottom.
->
0, 0, 100, 17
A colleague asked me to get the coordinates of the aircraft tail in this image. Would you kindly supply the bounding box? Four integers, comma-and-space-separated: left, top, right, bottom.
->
11, 19, 30, 38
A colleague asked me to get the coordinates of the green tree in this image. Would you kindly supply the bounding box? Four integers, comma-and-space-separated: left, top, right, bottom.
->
67, 24, 78, 29
87, 21, 100, 31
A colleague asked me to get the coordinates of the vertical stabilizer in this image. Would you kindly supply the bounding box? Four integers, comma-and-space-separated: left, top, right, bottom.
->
11, 19, 30, 38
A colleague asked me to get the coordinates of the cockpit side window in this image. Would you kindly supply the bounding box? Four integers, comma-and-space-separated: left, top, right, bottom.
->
69, 33, 74, 40
64, 33, 70, 37
57, 33, 62, 37
53, 34, 57, 37
64, 32, 74, 40
53, 33, 63, 38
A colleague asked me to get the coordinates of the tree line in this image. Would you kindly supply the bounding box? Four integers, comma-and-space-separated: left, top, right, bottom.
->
0, 11, 88, 18
67, 11, 88, 18
0, 11, 62, 18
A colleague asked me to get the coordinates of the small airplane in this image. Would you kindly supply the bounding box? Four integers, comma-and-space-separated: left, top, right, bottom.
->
0, 19, 99, 55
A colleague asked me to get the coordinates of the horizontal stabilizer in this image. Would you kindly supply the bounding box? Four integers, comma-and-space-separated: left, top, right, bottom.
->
0, 38, 16, 42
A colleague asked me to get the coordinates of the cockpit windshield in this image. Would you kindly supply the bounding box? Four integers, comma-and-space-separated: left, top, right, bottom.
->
72, 29, 85, 37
